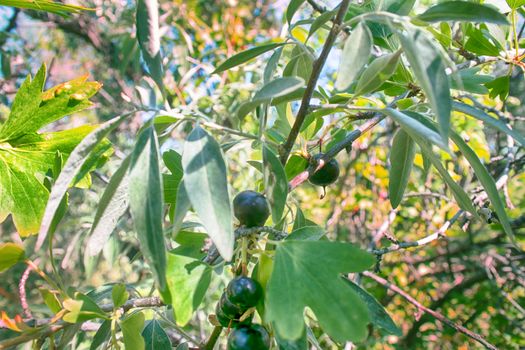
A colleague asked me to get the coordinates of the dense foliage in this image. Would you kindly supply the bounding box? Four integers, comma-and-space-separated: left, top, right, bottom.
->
0, 0, 524, 349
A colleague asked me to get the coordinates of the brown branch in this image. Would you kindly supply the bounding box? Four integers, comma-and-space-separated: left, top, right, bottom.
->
279, 0, 352, 164
363, 271, 498, 350
370, 211, 464, 256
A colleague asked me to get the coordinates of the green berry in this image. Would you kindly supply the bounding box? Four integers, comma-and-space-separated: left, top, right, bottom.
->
226, 276, 263, 308
227, 324, 270, 350
219, 293, 244, 319
308, 154, 340, 186
233, 191, 270, 227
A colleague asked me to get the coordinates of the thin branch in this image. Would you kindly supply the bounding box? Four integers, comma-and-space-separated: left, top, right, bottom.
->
363, 271, 498, 350
203, 226, 287, 264
370, 211, 464, 256
279, 0, 352, 164
306, 0, 328, 13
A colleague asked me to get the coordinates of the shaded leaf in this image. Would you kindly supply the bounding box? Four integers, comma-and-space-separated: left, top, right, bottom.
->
128, 126, 169, 302
86, 156, 130, 257
90, 319, 111, 350
142, 319, 172, 350
389, 129, 415, 209
136, 0, 164, 90
263, 145, 288, 224
344, 279, 402, 336
287, 0, 305, 23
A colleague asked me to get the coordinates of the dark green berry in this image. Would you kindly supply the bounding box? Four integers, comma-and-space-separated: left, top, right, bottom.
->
226, 276, 263, 308
219, 293, 244, 319
308, 154, 340, 186
233, 191, 270, 227
227, 324, 270, 350
215, 305, 253, 328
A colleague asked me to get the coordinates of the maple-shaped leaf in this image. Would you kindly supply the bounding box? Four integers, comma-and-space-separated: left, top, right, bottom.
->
266, 241, 375, 343
0, 64, 104, 236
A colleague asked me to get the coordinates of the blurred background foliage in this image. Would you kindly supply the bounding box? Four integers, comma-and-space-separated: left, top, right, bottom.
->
0, 0, 524, 349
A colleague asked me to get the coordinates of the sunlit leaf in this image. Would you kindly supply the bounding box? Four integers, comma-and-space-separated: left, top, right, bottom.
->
182, 126, 234, 260
335, 22, 372, 91
398, 26, 451, 142
214, 43, 287, 74
418, 2, 509, 24
266, 241, 374, 342
0, 243, 25, 272
389, 129, 415, 209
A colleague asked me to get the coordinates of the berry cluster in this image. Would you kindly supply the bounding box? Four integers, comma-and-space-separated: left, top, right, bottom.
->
214, 276, 270, 349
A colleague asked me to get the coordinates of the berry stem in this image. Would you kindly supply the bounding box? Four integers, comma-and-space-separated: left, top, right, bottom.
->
202, 326, 223, 350
241, 237, 248, 275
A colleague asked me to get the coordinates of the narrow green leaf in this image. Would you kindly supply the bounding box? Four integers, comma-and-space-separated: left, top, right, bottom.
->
0, 0, 93, 16
37, 114, 126, 249
166, 253, 212, 326
398, 26, 451, 142
172, 179, 191, 235
335, 22, 373, 90
344, 279, 402, 336
450, 132, 516, 244
182, 126, 234, 260
86, 156, 130, 257
0, 243, 25, 272
354, 51, 401, 96
418, 2, 509, 24
266, 241, 375, 342
163, 150, 183, 221
389, 129, 415, 209
238, 77, 304, 120
90, 319, 111, 350
142, 319, 172, 350
263, 145, 288, 224
264, 47, 284, 84
128, 126, 169, 302
452, 102, 525, 147
287, 0, 306, 23
213, 43, 287, 74
120, 312, 146, 350
382, 108, 449, 151
136, 0, 164, 90
308, 9, 336, 39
